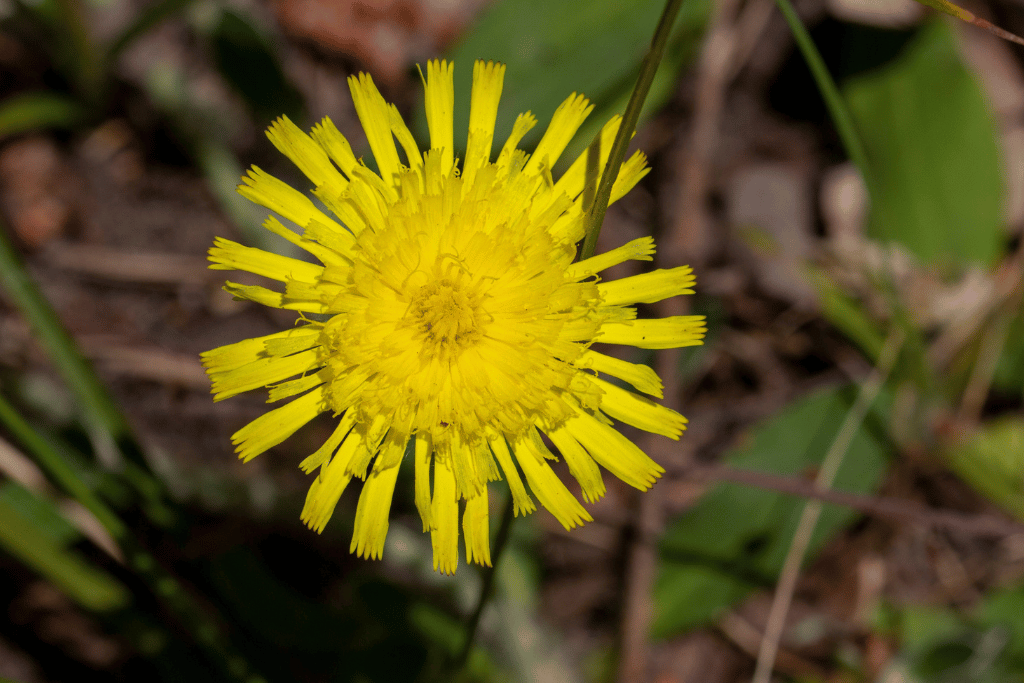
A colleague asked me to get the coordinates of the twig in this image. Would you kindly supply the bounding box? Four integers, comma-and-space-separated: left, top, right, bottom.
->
750, 329, 903, 683
686, 464, 1024, 538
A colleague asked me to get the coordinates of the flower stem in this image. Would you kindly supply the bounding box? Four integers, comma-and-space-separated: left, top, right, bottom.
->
454, 493, 516, 673
773, 0, 874, 194
580, 0, 686, 261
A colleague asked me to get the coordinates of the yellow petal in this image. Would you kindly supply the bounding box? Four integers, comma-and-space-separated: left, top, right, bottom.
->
200, 326, 320, 374
237, 166, 344, 233
488, 435, 535, 517
209, 237, 324, 283
513, 432, 591, 530
525, 93, 592, 176
310, 117, 359, 176
563, 411, 664, 491
222, 282, 329, 314
598, 266, 695, 306
423, 59, 455, 175
552, 115, 622, 202
350, 455, 403, 560
565, 236, 655, 280
388, 104, 423, 172
610, 150, 650, 204
299, 410, 356, 474
431, 455, 459, 574
463, 488, 491, 567
576, 350, 663, 398
546, 426, 605, 503
266, 116, 348, 196
597, 316, 707, 349
591, 376, 687, 439
463, 60, 505, 185
348, 72, 402, 183
231, 385, 326, 462
301, 424, 362, 532
414, 435, 433, 531
209, 348, 320, 402
496, 112, 537, 171
267, 372, 324, 402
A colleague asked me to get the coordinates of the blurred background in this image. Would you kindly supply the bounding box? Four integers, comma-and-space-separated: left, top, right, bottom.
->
2, 0, 1024, 680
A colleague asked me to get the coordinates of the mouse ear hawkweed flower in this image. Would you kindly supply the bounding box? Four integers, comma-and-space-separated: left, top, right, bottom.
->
202, 60, 706, 574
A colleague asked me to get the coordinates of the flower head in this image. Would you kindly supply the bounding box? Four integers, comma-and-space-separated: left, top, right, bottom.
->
202, 60, 706, 573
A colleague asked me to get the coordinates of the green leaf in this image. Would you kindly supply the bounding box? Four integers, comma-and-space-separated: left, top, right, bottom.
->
844, 21, 1003, 267
0, 482, 128, 612
443, 0, 709, 163
653, 386, 891, 638
0, 481, 78, 546
210, 10, 304, 126
943, 417, 1024, 519
0, 92, 86, 139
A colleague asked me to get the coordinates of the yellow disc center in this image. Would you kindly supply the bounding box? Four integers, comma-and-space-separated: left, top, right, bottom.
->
409, 278, 483, 359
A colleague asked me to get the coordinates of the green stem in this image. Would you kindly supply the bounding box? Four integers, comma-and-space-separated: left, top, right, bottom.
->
454, 494, 516, 673
580, 0, 686, 260
773, 0, 874, 193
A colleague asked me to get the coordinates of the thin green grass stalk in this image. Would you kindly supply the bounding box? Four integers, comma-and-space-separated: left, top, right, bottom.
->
773, 0, 874, 195
0, 392, 128, 540
751, 330, 904, 683
0, 223, 131, 456
580, 0, 687, 260
0, 393, 266, 683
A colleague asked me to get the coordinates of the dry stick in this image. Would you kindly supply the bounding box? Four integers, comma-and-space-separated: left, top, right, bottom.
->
750, 330, 903, 683
618, 306, 687, 682
690, 465, 1024, 539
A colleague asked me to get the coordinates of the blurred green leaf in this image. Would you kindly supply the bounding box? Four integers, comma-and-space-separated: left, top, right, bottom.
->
879, 601, 1019, 683
0, 92, 86, 139
0, 482, 128, 612
943, 417, 1024, 519
0, 481, 78, 546
210, 10, 304, 126
653, 386, 891, 638
844, 20, 1003, 268
444, 0, 709, 164
805, 265, 886, 362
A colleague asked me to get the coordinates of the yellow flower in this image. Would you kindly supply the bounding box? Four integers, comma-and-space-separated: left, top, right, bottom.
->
202, 60, 706, 574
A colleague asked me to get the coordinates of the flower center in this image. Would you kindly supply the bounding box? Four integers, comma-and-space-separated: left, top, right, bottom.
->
409, 277, 483, 359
